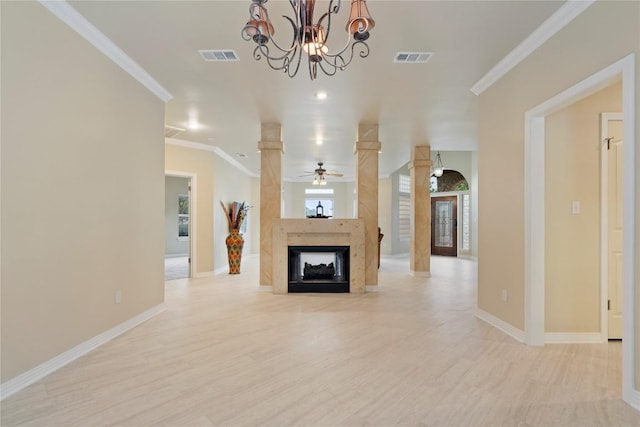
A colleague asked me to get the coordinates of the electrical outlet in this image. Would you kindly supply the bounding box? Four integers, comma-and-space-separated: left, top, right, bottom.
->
501, 289, 508, 302
115, 290, 122, 304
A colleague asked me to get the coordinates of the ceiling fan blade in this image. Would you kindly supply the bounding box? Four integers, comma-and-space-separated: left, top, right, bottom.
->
326, 172, 343, 177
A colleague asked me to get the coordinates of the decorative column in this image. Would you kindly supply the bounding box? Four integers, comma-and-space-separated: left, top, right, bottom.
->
355, 124, 381, 288
409, 145, 432, 276
258, 123, 283, 287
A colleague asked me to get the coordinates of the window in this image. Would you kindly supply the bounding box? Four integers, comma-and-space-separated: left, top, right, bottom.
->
178, 194, 189, 237
305, 188, 334, 217
461, 194, 470, 251
305, 199, 334, 217
399, 174, 410, 193
430, 176, 438, 193
398, 175, 411, 241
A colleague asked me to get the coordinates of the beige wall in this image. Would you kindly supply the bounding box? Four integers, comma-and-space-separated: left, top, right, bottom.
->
1, 3, 165, 382
212, 155, 254, 270
477, 0, 638, 386
165, 143, 256, 272
165, 143, 215, 274
545, 82, 622, 332
286, 181, 355, 219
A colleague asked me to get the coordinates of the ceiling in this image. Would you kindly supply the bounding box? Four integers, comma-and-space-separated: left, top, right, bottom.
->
69, 0, 565, 181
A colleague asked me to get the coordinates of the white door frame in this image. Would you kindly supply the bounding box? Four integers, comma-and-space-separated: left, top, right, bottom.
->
166, 171, 198, 278
600, 112, 624, 339
524, 54, 636, 406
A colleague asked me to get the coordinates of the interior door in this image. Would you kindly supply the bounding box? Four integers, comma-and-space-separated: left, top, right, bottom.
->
607, 125, 623, 339
431, 196, 457, 256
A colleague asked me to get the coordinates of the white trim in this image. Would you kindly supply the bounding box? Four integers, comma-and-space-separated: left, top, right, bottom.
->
630, 390, 640, 412
524, 115, 546, 346
524, 53, 636, 408
600, 112, 624, 341
470, 0, 595, 96
475, 308, 525, 343
212, 147, 258, 177
164, 253, 188, 258
620, 56, 636, 410
544, 332, 604, 344
166, 171, 197, 279
365, 285, 379, 292
0, 303, 165, 401
38, 1, 171, 102
213, 266, 228, 276
166, 138, 216, 152
194, 271, 215, 278
258, 285, 273, 292
165, 138, 257, 177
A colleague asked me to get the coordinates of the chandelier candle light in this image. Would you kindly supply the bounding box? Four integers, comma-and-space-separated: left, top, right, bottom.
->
242, 0, 375, 80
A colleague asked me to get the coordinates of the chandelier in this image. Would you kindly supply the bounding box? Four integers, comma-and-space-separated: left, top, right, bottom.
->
241, 0, 375, 80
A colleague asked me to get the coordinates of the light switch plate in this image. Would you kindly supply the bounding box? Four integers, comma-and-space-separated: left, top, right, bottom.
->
571, 201, 580, 215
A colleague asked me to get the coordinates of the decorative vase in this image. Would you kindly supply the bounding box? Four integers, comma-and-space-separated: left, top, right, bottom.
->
225, 229, 244, 274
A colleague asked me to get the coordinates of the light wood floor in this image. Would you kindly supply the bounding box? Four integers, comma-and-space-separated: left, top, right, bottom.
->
2, 256, 638, 426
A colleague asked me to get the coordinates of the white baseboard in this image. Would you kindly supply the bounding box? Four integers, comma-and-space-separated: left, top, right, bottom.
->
545, 332, 604, 344
627, 389, 640, 412
258, 285, 273, 292
476, 308, 525, 343
195, 270, 215, 278
164, 253, 188, 258
0, 303, 165, 401
365, 285, 379, 292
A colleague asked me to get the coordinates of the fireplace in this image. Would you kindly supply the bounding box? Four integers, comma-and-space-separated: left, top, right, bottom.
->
288, 246, 350, 293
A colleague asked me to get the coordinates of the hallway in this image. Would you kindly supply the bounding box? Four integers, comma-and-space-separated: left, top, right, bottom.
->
2, 256, 636, 426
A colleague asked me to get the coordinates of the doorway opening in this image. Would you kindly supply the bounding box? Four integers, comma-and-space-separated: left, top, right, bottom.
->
524, 54, 635, 405
164, 174, 193, 280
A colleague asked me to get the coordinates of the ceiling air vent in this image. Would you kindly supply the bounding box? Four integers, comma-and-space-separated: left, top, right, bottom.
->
393, 52, 433, 64
164, 125, 186, 138
199, 49, 239, 62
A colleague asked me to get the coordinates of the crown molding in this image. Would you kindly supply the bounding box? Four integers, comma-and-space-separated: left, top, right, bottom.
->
165, 138, 258, 178
38, 1, 172, 102
211, 146, 258, 178
470, 0, 595, 96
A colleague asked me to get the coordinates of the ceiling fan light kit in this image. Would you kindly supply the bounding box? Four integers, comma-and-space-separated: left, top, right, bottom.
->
241, 0, 375, 80
303, 162, 343, 185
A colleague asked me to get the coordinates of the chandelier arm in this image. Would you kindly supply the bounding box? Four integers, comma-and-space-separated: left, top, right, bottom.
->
286, 46, 303, 77
253, 43, 294, 64
315, 57, 339, 76
263, 14, 300, 54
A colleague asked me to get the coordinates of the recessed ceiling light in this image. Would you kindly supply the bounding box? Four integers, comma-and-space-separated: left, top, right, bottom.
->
315, 91, 327, 100
316, 139, 323, 145
187, 121, 200, 130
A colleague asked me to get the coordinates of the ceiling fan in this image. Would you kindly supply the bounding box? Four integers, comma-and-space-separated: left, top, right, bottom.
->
301, 162, 343, 185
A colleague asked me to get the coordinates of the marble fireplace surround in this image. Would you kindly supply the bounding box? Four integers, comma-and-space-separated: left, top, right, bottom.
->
272, 219, 366, 294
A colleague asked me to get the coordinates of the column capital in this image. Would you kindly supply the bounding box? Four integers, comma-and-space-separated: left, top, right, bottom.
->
408, 145, 432, 170
354, 141, 381, 153
258, 141, 284, 152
